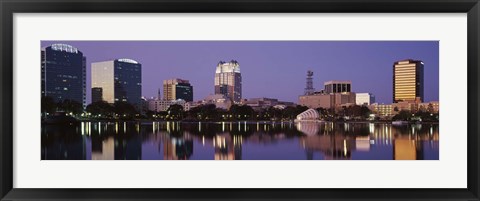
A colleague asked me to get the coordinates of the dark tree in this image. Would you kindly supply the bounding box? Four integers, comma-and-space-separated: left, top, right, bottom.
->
229, 105, 254, 120
86, 101, 114, 117
114, 101, 138, 118
167, 104, 184, 120
57, 99, 83, 115
41, 96, 57, 115
392, 110, 412, 121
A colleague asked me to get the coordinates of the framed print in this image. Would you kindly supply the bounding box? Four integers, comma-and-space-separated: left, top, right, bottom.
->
1, 0, 479, 200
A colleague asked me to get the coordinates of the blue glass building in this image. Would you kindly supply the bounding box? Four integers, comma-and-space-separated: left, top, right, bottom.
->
41, 44, 86, 107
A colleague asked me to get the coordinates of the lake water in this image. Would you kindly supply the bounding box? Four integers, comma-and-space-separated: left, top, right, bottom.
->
41, 121, 439, 160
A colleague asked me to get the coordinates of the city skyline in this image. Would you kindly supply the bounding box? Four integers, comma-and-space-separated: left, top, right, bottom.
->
40, 41, 439, 104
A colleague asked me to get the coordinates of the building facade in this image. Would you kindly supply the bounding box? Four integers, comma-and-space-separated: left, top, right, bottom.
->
324, 80, 351, 94
147, 99, 193, 112
393, 59, 424, 103
299, 92, 356, 109
214, 60, 242, 103
163, 78, 193, 102
41, 44, 86, 107
91, 58, 142, 106
299, 80, 356, 109
356, 93, 375, 105
91, 87, 103, 103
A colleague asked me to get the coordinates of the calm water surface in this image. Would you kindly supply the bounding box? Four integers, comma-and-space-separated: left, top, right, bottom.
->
41, 121, 439, 160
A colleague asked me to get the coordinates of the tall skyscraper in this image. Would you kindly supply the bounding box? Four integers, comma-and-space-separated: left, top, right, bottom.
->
41, 44, 86, 107
214, 60, 242, 103
91, 58, 142, 106
163, 78, 193, 102
393, 59, 424, 103
324, 80, 351, 94
304, 70, 315, 95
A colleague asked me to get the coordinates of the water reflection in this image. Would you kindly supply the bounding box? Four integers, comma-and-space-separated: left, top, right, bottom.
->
41, 121, 439, 160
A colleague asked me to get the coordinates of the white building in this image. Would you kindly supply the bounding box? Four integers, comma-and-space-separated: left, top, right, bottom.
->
356, 93, 375, 105
147, 99, 193, 112
202, 94, 233, 110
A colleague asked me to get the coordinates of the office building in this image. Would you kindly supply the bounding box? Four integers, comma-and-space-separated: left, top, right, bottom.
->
299, 80, 356, 109
41, 44, 86, 107
163, 78, 193, 102
356, 93, 375, 105
393, 59, 424, 103
91, 58, 142, 106
91, 87, 103, 103
214, 60, 242, 103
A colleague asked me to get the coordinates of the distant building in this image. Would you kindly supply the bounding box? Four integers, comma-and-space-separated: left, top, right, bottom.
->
202, 94, 233, 110
356, 93, 375, 105
147, 99, 192, 112
241, 97, 295, 111
299, 92, 356, 109
41, 44, 86, 107
91, 58, 142, 106
393, 59, 424, 103
370, 103, 394, 117
214, 60, 242, 103
299, 80, 356, 109
91, 87, 103, 103
163, 78, 193, 102
324, 80, 351, 94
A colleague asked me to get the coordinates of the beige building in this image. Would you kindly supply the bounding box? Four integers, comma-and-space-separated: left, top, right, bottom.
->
299, 92, 356, 109
163, 78, 193, 102
370, 104, 394, 117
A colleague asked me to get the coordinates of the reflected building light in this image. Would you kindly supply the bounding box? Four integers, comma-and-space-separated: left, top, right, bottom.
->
202, 136, 205, 146
257, 122, 259, 131
87, 122, 91, 136
124, 122, 127, 133
343, 139, 347, 156
198, 122, 201, 132
222, 122, 225, 132
244, 122, 247, 131
81, 122, 85, 135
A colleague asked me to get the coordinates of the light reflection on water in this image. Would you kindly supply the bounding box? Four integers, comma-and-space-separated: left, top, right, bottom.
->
41, 121, 439, 160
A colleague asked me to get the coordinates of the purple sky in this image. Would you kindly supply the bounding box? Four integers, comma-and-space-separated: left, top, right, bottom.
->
41, 41, 439, 104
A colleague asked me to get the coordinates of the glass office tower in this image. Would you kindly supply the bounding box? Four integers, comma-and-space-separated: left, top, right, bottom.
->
41, 44, 86, 107
91, 58, 142, 106
393, 59, 424, 103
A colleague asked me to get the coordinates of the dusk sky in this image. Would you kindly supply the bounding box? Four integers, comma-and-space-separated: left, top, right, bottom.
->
41, 41, 439, 104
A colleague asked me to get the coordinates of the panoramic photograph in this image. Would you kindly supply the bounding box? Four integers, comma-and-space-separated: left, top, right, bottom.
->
41, 41, 439, 160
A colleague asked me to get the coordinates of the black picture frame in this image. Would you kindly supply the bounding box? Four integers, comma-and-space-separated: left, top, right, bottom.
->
1, 0, 479, 200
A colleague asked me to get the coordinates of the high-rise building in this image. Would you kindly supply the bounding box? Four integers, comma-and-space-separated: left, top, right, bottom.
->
91, 58, 142, 106
91, 87, 103, 103
305, 70, 315, 95
41, 44, 86, 107
163, 78, 193, 102
324, 80, 351, 94
214, 60, 242, 103
393, 59, 424, 103
356, 93, 375, 105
